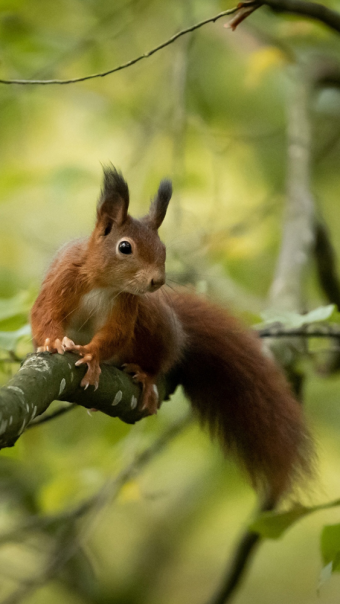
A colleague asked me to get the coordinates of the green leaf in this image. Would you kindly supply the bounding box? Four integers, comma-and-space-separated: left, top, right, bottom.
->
250, 497, 340, 539
327, 307, 340, 324
260, 309, 306, 328
321, 524, 340, 570
260, 305, 339, 328
0, 315, 28, 332
302, 305, 338, 324
250, 505, 309, 539
318, 562, 333, 591
0, 324, 31, 351
318, 526, 340, 593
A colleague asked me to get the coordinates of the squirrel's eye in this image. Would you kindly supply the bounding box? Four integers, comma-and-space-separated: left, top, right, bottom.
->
118, 241, 132, 255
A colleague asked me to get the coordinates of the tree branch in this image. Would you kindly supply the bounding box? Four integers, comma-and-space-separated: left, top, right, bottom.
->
314, 221, 340, 308
0, 7, 239, 86
258, 325, 340, 338
0, 351, 174, 449
209, 65, 317, 604
262, 0, 340, 33
269, 69, 315, 311
0, 317, 338, 447
207, 496, 275, 604
1, 0, 340, 86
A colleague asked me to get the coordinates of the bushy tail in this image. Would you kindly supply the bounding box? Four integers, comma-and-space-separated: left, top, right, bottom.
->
171, 292, 313, 497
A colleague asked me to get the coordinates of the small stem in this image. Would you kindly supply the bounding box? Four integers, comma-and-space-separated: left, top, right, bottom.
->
1, 1, 340, 86
0, 7, 239, 86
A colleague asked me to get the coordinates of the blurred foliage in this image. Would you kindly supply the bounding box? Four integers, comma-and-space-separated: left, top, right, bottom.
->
2, 0, 340, 602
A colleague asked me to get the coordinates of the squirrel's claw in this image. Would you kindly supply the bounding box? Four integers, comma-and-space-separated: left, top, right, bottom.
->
140, 384, 159, 415
76, 353, 102, 389
123, 363, 159, 415
54, 338, 64, 354
62, 336, 76, 351
63, 341, 102, 389
37, 337, 64, 354
122, 363, 143, 379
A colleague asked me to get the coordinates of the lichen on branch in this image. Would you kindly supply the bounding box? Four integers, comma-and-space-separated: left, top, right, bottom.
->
0, 352, 169, 449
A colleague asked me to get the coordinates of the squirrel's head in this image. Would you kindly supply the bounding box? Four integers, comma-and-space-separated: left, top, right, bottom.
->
87, 166, 172, 294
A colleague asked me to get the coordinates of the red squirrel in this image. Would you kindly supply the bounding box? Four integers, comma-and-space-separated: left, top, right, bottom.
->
31, 166, 312, 497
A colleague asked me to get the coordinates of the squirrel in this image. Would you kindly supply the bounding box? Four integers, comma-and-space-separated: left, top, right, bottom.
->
31, 166, 312, 498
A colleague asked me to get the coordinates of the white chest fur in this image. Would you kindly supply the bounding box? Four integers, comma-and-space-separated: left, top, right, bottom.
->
66, 287, 118, 345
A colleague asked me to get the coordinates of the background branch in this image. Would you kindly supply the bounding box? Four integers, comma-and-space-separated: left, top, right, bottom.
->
208, 496, 275, 604
0, 414, 192, 604
211, 65, 318, 604
258, 326, 340, 338
1, 1, 340, 86
269, 68, 315, 311
314, 220, 340, 307
27, 404, 76, 428
0, 8, 239, 86
262, 0, 340, 34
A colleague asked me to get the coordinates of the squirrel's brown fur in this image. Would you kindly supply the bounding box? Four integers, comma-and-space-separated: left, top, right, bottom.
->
170, 292, 312, 495
31, 166, 312, 498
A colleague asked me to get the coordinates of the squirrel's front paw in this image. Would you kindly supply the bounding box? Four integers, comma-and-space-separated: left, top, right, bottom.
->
123, 364, 159, 415
37, 338, 64, 354
75, 350, 101, 390
61, 336, 76, 351
60, 340, 101, 390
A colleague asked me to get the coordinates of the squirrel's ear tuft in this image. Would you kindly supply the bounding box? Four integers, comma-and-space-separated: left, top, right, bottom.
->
97, 165, 129, 231
146, 179, 172, 230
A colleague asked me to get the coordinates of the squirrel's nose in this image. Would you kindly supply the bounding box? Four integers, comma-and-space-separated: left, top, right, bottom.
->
149, 276, 165, 291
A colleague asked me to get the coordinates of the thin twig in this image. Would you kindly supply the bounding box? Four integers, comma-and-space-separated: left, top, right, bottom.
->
1, 0, 340, 86
258, 326, 340, 338
0, 414, 193, 547
26, 404, 76, 429
0, 7, 239, 86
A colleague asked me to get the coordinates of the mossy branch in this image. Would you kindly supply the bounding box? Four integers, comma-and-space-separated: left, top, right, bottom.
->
0, 319, 337, 449
0, 352, 173, 450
